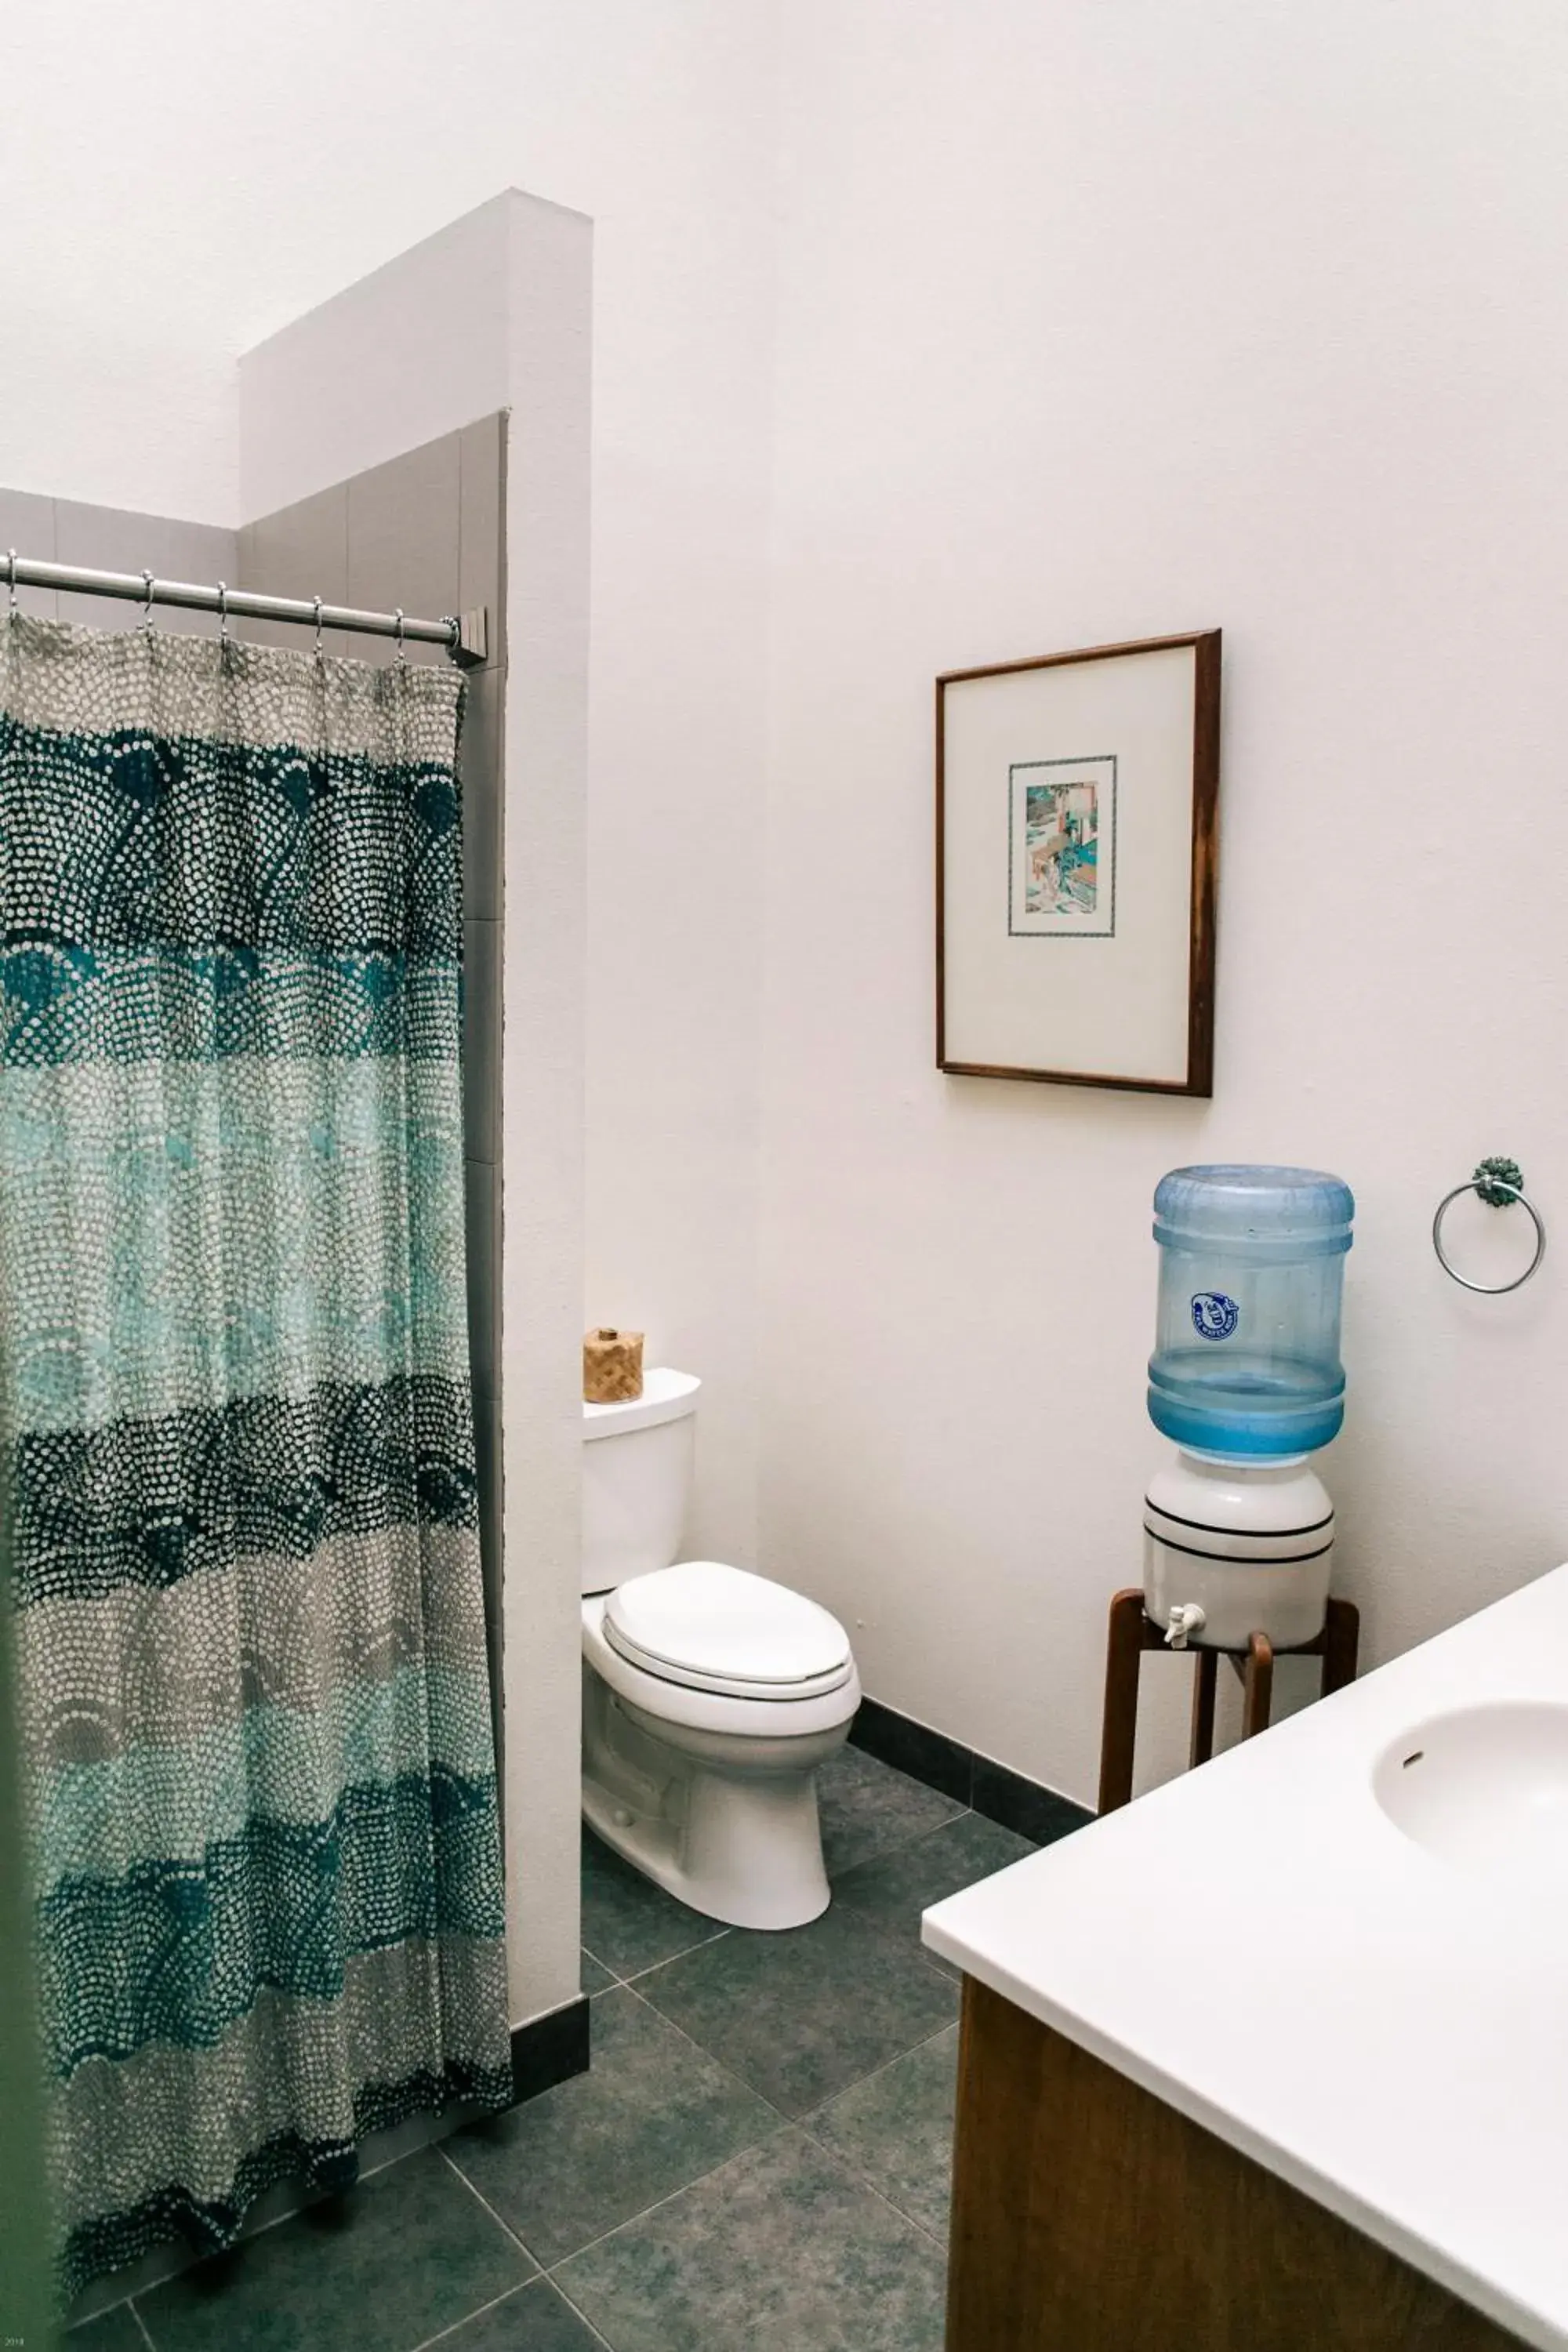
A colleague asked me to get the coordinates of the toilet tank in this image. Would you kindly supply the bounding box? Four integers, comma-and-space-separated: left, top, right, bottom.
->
581, 1368, 700, 1597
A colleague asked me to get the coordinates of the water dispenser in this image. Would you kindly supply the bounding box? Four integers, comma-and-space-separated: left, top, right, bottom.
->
1148, 1165, 1354, 1456
1143, 1165, 1355, 1650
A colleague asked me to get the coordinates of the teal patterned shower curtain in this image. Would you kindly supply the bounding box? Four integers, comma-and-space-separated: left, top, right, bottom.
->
0, 614, 511, 2299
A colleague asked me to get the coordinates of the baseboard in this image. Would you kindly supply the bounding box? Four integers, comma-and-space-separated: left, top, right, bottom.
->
510, 1993, 590, 2105
849, 1695, 1094, 1845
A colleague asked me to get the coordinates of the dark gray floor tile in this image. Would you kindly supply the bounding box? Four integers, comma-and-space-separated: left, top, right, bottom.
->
637, 1900, 957, 2117
445, 1987, 775, 2269
834, 1810, 1035, 1975
581, 1947, 618, 1994
70, 2306, 147, 2349
579, 1828, 728, 1978
818, 1742, 968, 1878
806, 2026, 959, 2241
136, 2148, 532, 2352
556, 2128, 946, 2352
441, 2276, 608, 2350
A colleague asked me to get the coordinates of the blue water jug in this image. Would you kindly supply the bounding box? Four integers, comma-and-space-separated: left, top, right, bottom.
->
1147, 1166, 1355, 1457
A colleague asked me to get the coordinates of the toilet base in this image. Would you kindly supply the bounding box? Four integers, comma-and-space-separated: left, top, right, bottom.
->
583, 1667, 852, 1931
583, 1758, 831, 1932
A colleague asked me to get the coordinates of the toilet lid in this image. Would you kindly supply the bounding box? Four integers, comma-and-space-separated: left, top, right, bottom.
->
604, 1561, 854, 1700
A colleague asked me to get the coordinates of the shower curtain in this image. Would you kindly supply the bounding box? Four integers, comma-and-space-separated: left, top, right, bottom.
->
0, 614, 511, 2298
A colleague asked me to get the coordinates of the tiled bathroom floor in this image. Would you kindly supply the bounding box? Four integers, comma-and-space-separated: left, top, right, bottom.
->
75, 1746, 1040, 2352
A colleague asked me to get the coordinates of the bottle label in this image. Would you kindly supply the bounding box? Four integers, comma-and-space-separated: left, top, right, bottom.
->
1191, 1290, 1240, 1341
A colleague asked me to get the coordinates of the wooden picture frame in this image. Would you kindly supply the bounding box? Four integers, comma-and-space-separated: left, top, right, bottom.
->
936, 630, 1221, 1094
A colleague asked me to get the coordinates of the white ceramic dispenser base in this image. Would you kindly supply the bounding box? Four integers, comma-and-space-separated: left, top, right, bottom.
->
1143, 1448, 1335, 1651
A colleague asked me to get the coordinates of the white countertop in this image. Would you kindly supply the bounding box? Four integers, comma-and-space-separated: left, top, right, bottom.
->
923, 1565, 1568, 2351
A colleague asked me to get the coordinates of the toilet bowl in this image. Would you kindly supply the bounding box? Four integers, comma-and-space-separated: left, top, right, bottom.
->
581, 1370, 861, 1930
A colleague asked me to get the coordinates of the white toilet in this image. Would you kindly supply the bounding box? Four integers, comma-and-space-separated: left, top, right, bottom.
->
581, 1367, 861, 1930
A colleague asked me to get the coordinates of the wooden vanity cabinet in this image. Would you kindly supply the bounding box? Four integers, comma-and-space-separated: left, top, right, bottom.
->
946, 1977, 1526, 2352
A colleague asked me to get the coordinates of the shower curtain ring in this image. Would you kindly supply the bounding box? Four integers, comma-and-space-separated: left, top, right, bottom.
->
313, 595, 325, 657
5, 550, 16, 613
394, 608, 406, 666
141, 571, 156, 634
216, 581, 230, 644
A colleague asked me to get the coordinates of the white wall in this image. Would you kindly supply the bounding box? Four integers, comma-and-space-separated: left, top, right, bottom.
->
0, 0, 777, 1571
760, 0, 1568, 1803
8, 1, 1568, 1828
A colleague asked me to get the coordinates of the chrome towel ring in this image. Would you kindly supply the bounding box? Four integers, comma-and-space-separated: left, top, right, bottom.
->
1432, 1157, 1546, 1294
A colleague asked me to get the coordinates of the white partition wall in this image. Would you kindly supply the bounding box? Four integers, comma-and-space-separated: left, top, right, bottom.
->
239, 191, 593, 2031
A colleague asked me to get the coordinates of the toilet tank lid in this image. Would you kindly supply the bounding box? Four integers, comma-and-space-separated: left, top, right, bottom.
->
583, 1366, 701, 1441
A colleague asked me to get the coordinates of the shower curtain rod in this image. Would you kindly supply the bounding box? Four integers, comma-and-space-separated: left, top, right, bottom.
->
2, 553, 488, 666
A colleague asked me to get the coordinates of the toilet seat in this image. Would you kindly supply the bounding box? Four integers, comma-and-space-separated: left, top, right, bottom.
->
583, 1595, 862, 1744
603, 1560, 854, 1701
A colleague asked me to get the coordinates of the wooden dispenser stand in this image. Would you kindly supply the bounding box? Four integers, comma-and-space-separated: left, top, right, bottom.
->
1097, 1588, 1360, 1816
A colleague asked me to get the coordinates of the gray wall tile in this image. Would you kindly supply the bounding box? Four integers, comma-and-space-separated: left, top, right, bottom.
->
472, 1385, 504, 1705
474, 1389, 501, 1545
459, 666, 504, 920
463, 917, 502, 1162
459, 412, 505, 663
0, 488, 57, 616
347, 431, 461, 668
235, 481, 351, 657
53, 503, 237, 637
466, 1156, 499, 1397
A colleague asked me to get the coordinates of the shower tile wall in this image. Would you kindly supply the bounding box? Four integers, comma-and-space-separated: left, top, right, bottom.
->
233, 483, 352, 658
0, 485, 236, 631
1, 461, 507, 2324
238, 416, 510, 1682
0, 452, 508, 1693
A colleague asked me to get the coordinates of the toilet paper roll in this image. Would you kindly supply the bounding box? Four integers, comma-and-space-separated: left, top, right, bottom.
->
583, 1327, 644, 1404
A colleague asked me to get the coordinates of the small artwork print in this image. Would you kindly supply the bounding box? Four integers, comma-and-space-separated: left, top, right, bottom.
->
1008, 755, 1116, 938
1025, 781, 1098, 914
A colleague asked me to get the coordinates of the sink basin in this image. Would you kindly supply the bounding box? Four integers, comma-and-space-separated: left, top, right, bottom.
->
1374, 1701, 1568, 1878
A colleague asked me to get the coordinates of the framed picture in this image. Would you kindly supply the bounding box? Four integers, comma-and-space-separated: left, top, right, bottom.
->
936, 630, 1221, 1094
